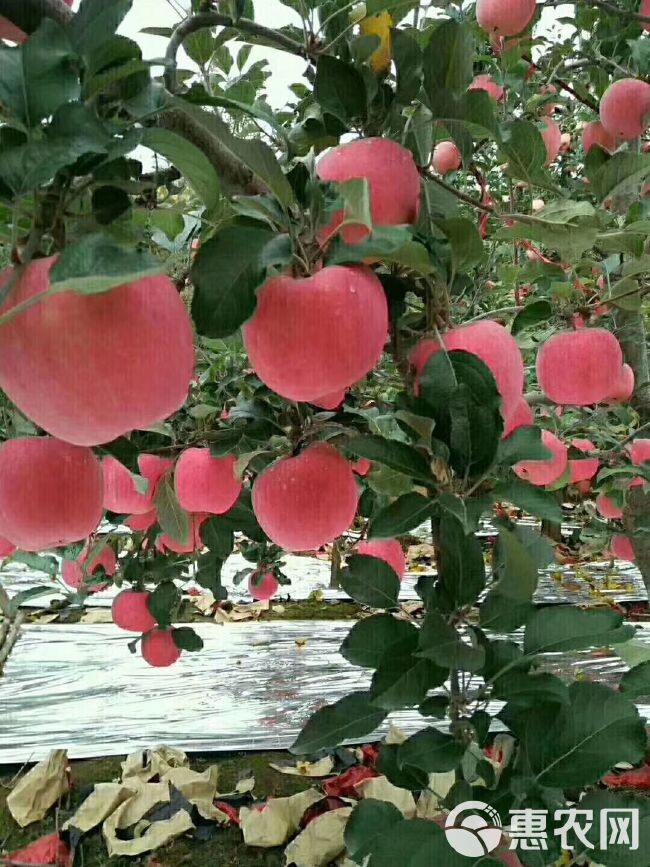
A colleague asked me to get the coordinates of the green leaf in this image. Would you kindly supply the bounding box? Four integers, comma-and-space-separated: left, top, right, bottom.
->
337, 177, 372, 234
167, 98, 294, 206
589, 152, 650, 202
0, 19, 80, 126
492, 478, 563, 523
345, 800, 404, 865
340, 613, 418, 669
492, 671, 570, 707
370, 639, 447, 710
191, 224, 280, 338
620, 660, 650, 701
154, 474, 190, 547
525, 607, 636, 655
570, 789, 650, 866
340, 555, 401, 609
417, 612, 486, 672
436, 217, 486, 272
511, 300, 553, 335
5, 552, 59, 575
435, 514, 486, 611
343, 435, 433, 483
498, 425, 551, 465
69, 0, 133, 57
7, 586, 56, 617
419, 695, 450, 718
393, 28, 422, 105
172, 626, 204, 652
185, 28, 216, 66
376, 744, 430, 791
48, 234, 164, 295
290, 691, 387, 754
314, 55, 367, 126
511, 682, 646, 789
368, 492, 435, 538
200, 517, 234, 560
503, 211, 598, 262
398, 727, 466, 773
326, 227, 432, 275
423, 19, 474, 95
148, 581, 180, 629
142, 127, 221, 211
499, 121, 558, 191
355, 817, 484, 867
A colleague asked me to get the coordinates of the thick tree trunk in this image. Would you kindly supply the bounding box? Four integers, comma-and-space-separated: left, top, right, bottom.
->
616, 309, 650, 588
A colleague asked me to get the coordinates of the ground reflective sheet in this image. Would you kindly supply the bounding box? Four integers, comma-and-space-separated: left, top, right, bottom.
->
1, 620, 648, 764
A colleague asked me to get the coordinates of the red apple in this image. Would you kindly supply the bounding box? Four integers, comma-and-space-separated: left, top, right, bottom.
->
174, 448, 241, 515
514, 429, 568, 486
142, 628, 182, 667
476, 0, 536, 35
600, 78, 650, 140
112, 590, 157, 632
357, 539, 406, 579
536, 329, 625, 406
432, 141, 462, 175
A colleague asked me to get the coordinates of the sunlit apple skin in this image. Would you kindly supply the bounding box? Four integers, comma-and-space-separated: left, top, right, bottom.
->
536, 329, 625, 406
514, 429, 568, 486
0, 257, 195, 446
142, 629, 182, 668
582, 121, 618, 154
468, 73, 505, 101
600, 78, 650, 140
252, 443, 359, 552
112, 590, 157, 633
476, 0, 536, 36
0, 437, 103, 552
596, 494, 624, 520
316, 138, 421, 245
432, 141, 462, 175
540, 118, 562, 164
243, 266, 388, 403
102, 456, 152, 515
569, 439, 600, 483
357, 539, 406, 579
174, 449, 242, 515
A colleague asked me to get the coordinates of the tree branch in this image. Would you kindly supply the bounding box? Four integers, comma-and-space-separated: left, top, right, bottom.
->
0, 0, 72, 32
164, 11, 314, 93
423, 171, 495, 213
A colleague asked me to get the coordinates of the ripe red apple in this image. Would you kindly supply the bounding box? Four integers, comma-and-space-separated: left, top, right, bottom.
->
607, 364, 635, 403
141, 628, 182, 667
243, 266, 388, 402
569, 439, 600, 483
138, 454, 173, 495
157, 513, 207, 554
0, 257, 195, 446
312, 390, 346, 410
409, 321, 525, 413
0, 536, 16, 558
536, 329, 625, 405
352, 458, 372, 476
62, 543, 116, 592
316, 138, 420, 245
0, 0, 73, 42
643, 0, 650, 30
514, 429, 568, 486
600, 78, 650, 140
596, 494, 623, 520
468, 73, 505, 101
560, 132, 572, 153
252, 443, 358, 552
248, 571, 279, 601
629, 438, 650, 466
611, 534, 635, 562
502, 398, 534, 438
476, 0, 536, 35
539, 83, 558, 116
174, 448, 241, 515
582, 121, 618, 154
102, 456, 152, 515
357, 539, 406, 579
540, 118, 562, 164
0, 437, 103, 551
112, 590, 157, 632
126, 509, 157, 533
432, 141, 462, 175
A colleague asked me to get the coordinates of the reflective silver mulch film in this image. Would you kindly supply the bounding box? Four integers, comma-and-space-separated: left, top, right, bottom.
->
1, 620, 649, 764
1, 551, 646, 609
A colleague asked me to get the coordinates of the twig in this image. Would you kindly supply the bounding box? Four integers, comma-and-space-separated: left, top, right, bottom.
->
466, 305, 523, 322
164, 12, 313, 92
423, 171, 495, 213
0, 611, 24, 673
